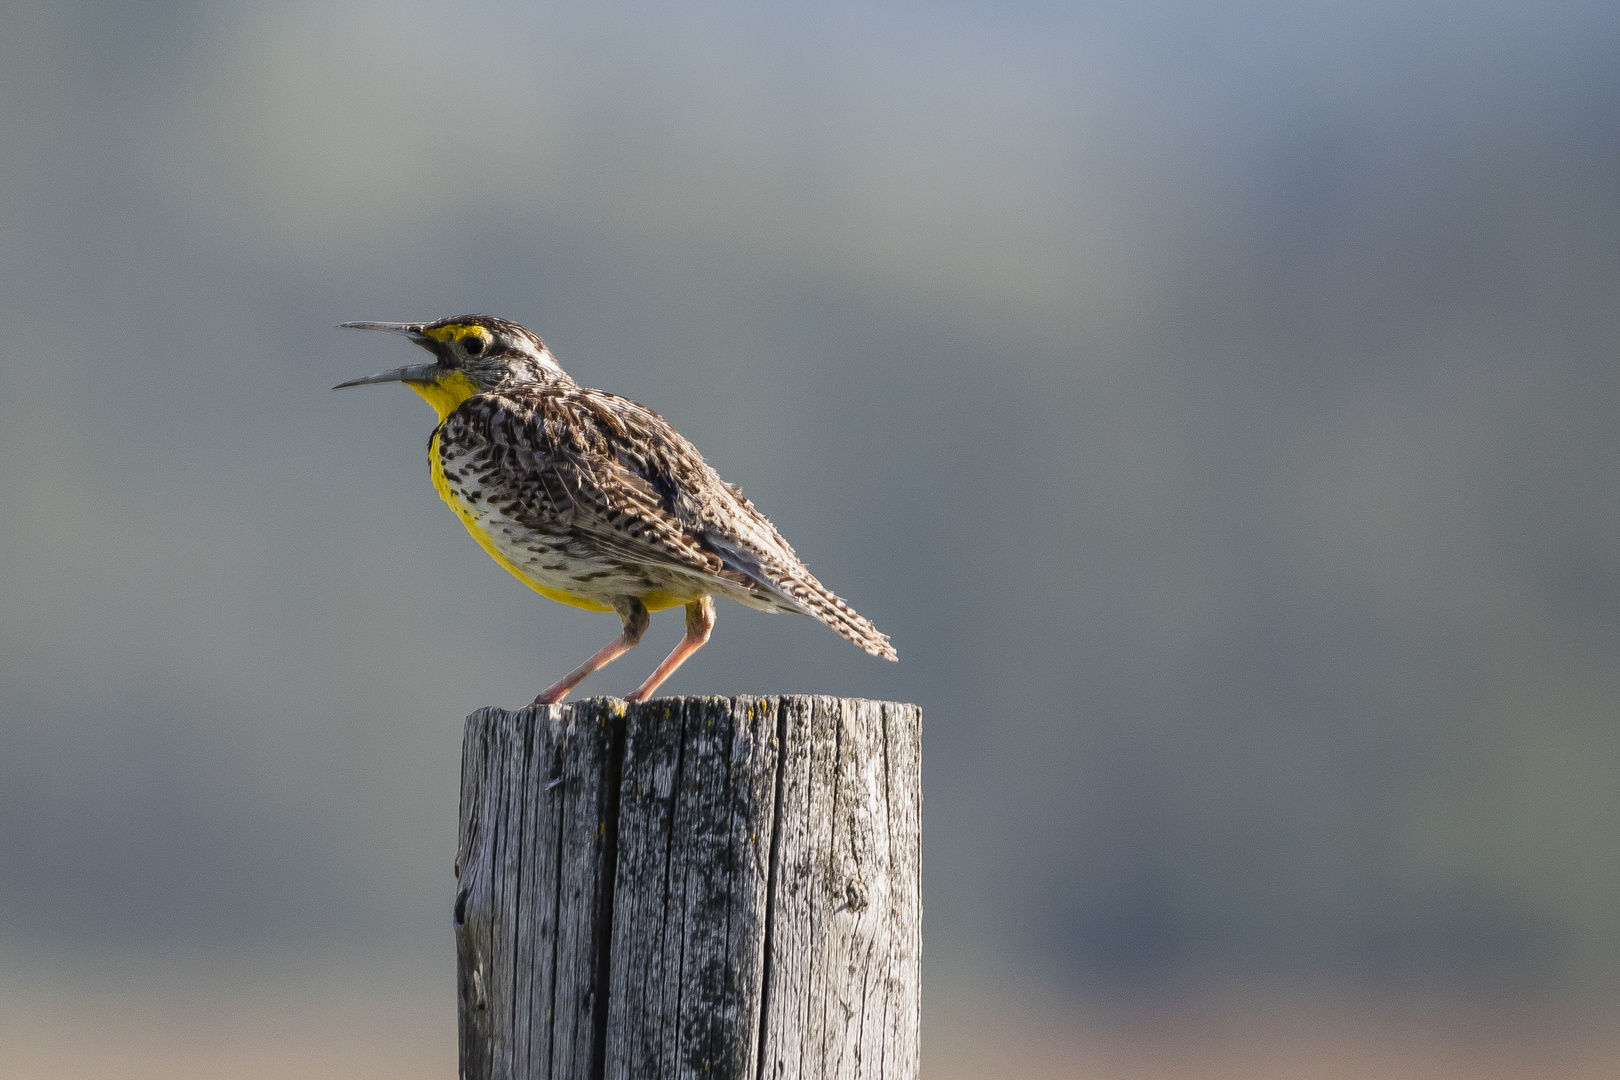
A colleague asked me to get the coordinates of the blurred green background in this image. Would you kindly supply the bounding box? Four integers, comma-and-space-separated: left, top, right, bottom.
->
3, 1, 1619, 1076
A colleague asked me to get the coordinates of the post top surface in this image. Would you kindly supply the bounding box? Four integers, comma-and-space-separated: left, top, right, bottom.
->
468, 694, 920, 720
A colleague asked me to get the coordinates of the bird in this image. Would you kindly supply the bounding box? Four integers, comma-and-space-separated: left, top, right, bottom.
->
335, 314, 896, 705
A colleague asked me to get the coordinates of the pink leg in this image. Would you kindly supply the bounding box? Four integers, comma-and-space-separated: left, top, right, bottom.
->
627, 597, 716, 703
533, 599, 650, 705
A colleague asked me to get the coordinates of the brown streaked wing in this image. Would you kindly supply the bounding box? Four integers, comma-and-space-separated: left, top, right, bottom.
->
439, 388, 737, 584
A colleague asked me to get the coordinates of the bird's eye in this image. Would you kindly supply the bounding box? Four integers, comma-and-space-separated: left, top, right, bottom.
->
464, 335, 486, 356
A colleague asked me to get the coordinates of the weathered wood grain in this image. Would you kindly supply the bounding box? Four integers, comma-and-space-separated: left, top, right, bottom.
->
455, 704, 618, 1080
456, 696, 920, 1080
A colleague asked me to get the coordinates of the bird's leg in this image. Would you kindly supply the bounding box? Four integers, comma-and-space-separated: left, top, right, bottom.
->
627, 596, 716, 703
533, 598, 650, 705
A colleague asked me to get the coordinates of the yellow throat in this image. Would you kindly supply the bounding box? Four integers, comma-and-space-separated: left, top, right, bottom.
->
408, 370, 482, 422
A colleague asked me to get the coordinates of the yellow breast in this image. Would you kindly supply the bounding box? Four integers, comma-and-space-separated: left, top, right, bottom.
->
429, 429, 615, 612
418, 375, 698, 614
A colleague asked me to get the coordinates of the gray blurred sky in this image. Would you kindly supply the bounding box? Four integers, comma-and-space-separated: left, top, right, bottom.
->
2, 0, 1619, 996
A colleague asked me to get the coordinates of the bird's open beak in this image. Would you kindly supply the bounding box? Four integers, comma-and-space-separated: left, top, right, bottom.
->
333, 321, 441, 390
332, 363, 441, 390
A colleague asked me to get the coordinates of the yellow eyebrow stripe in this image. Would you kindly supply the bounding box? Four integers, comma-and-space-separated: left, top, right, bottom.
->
424, 323, 487, 344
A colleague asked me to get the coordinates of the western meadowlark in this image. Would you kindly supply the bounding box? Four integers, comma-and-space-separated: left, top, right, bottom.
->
336, 314, 896, 704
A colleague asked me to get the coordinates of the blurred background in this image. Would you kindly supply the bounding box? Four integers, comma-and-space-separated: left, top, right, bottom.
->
3, 1, 1619, 1076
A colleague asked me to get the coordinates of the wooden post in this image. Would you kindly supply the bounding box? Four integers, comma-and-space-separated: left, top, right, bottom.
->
454, 695, 922, 1080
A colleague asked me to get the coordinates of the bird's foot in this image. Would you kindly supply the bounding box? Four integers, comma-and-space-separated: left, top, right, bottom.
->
532, 684, 571, 706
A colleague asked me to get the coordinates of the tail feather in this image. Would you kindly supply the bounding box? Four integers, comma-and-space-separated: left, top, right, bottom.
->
704, 533, 897, 660
800, 575, 898, 660
762, 568, 897, 661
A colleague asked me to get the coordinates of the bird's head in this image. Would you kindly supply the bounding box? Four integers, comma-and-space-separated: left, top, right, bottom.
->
335, 314, 570, 419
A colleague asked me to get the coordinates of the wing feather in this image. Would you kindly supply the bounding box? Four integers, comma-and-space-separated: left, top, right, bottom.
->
442, 388, 736, 582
